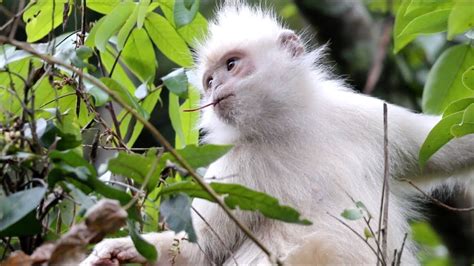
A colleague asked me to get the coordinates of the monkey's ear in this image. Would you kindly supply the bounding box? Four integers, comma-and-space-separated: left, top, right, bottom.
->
278, 30, 305, 57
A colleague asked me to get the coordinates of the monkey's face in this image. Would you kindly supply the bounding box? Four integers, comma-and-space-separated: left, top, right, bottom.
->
195, 4, 315, 143
201, 50, 255, 123
197, 34, 311, 143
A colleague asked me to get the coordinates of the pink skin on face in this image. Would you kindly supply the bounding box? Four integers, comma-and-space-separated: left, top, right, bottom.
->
202, 50, 255, 122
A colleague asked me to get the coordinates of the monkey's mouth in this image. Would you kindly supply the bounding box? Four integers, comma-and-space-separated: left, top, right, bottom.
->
183, 93, 235, 112
214, 93, 235, 106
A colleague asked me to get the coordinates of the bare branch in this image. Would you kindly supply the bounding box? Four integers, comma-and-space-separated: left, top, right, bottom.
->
327, 212, 384, 262
192, 206, 239, 265
397, 178, 474, 212
363, 19, 393, 94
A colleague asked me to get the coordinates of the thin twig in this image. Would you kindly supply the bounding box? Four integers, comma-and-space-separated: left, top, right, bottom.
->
327, 212, 383, 262
37, 92, 76, 109
105, 180, 144, 194
106, 102, 122, 139
8, 0, 26, 40
191, 206, 239, 265
82, 144, 161, 152
397, 178, 474, 212
0, 37, 277, 263
363, 216, 386, 266
343, 191, 386, 266
363, 19, 393, 95
80, 0, 87, 45
183, 237, 215, 266
0, 1, 28, 33
381, 103, 389, 262
395, 233, 407, 266
391, 249, 397, 266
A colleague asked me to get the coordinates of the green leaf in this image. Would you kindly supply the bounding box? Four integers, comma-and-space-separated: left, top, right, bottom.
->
159, 181, 312, 225
66, 183, 95, 211
450, 103, 474, 137
84, 80, 110, 107
117, 5, 139, 51
143, 187, 161, 232
0, 212, 42, 237
76, 46, 93, 60
137, 0, 151, 29
101, 46, 135, 91
122, 28, 156, 82
144, 13, 193, 67
355, 201, 372, 218
422, 44, 474, 114
169, 92, 185, 146
397, 9, 450, 37
119, 87, 161, 146
411, 221, 442, 247
55, 114, 83, 150
162, 144, 233, 169
108, 152, 161, 191
48, 150, 140, 221
128, 220, 158, 261
0, 60, 30, 120
59, 199, 75, 227
364, 227, 373, 239
95, 2, 134, 52
176, 86, 200, 149
23, 0, 70, 42
85, 17, 106, 47
450, 122, 474, 137
174, 0, 200, 28
442, 97, 474, 117
462, 66, 474, 90
163, 68, 188, 98
160, 193, 197, 242
0, 187, 47, 231
419, 111, 464, 168
101, 77, 149, 120
159, 181, 213, 201
447, 1, 474, 40
160, 0, 208, 47
87, 0, 120, 14
341, 208, 364, 221
393, 0, 452, 53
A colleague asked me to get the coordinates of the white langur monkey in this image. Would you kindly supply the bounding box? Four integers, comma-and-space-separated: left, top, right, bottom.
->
82, 2, 474, 265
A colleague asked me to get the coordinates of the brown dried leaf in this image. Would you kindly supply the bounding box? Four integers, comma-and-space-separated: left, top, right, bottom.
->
1, 251, 32, 266
85, 199, 128, 235
21, 199, 128, 265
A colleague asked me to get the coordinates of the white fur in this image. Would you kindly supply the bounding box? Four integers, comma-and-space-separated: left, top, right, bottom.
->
82, 2, 474, 265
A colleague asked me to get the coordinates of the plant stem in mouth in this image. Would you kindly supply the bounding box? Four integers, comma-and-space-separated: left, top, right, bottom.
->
183, 94, 234, 112
183, 101, 215, 112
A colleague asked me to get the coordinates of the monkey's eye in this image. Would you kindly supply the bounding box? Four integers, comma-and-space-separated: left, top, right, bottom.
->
226, 57, 239, 71
206, 76, 213, 89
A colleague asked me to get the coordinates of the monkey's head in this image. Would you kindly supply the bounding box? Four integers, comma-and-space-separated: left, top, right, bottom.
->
194, 2, 325, 144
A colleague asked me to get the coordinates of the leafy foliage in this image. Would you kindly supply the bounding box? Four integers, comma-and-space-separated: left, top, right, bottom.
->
159, 181, 312, 225
392, 0, 474, 168
411, 221, 452, 265
0, 1, 310, 261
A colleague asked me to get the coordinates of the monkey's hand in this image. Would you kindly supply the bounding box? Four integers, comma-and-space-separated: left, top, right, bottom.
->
80, 237, 147, 266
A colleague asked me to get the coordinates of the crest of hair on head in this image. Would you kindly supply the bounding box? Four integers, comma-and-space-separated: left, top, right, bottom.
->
193, 0, 328, 90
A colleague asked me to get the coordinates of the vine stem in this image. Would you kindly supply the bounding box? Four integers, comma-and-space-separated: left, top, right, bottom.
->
0, 37, 277, 263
